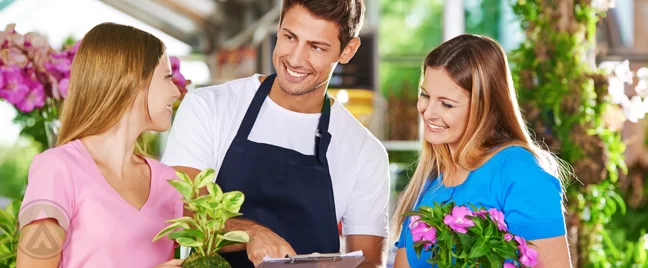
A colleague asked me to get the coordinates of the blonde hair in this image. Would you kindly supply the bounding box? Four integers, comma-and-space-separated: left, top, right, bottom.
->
390, 34, 572, 242
56, 22, 166, 156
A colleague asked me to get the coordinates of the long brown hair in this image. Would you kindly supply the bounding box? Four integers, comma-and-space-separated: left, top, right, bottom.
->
391, 34, 572, 242
56, 22, 166, 156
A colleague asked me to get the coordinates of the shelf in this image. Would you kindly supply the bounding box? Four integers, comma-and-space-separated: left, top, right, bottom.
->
382, 140, 420, 151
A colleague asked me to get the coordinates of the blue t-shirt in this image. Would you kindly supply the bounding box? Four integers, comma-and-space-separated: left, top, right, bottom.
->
395, 146, 566, 267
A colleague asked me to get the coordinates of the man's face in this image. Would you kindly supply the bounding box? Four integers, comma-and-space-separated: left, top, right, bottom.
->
273, 5, 357, 96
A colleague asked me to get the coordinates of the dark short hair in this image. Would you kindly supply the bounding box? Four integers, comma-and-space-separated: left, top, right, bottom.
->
280, 0, 365, 51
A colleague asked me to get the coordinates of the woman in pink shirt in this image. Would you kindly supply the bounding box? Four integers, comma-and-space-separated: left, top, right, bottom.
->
16, 23, 185, 268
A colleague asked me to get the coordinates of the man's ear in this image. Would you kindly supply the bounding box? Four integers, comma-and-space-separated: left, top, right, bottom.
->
339, 37, 361, 64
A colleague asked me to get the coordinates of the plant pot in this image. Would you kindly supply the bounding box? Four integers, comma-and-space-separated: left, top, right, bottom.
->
182, 253, 231, 268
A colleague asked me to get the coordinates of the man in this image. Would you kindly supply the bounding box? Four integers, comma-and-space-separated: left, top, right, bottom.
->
161, 0, 390, 267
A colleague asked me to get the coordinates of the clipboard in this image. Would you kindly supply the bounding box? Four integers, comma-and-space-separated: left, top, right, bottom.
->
257, 251, 365, 268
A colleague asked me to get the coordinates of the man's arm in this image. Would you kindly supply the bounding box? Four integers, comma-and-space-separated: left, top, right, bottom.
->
341, 139, 391, 267
172, 166, 296, 266
346, 235, 387, 267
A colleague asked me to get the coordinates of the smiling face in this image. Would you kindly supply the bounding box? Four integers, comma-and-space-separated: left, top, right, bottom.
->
417, 67, 471, 150
272, 4, 360, 96
134, 53, 181, 132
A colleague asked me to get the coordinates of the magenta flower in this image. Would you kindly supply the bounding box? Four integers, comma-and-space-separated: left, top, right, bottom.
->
488, 208, 508, 231
514, 236, 538, 267
58, 78, 69, 98
443, 206, 475, 233
503, 262, 517, 268
474, 210, 488, 219
504, 233, 513, 241
170, 56, 180, 71
0, 66, 29, 105
16, 80, 45, 112
409, 216, 437, 245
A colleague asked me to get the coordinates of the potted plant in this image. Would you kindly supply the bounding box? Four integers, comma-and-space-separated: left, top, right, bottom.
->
153, 168, 249, 268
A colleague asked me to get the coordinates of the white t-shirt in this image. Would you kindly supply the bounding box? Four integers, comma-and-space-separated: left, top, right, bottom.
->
161, 74, 390, 238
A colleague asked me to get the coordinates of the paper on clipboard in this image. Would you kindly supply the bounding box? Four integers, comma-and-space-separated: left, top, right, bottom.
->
257, 251, 365, 268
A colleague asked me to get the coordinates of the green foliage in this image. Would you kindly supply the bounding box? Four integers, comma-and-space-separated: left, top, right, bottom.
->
379, 0, 444, 98
0, 138, 39, 200
508, 0, 645, 266
153, 169, 249, 267
0, 199, 22, 268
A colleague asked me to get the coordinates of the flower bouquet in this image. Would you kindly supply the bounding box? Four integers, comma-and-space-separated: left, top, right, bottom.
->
153, 168, 249, 268
407, 202, 538, 268
0, 23, 191, 147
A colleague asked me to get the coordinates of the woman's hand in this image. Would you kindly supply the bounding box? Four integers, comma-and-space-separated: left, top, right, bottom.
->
154, 259, 184, 268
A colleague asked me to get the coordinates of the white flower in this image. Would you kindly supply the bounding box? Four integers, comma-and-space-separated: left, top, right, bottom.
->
608, 76, 627, 104
622, 96, 646, 123
636, 80, 648, 97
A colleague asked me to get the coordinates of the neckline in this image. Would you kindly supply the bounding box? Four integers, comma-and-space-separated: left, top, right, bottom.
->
73, 139, 156, 213
252, 74, 339, 118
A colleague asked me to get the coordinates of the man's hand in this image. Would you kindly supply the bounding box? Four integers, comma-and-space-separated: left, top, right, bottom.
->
245, 225, 297, 266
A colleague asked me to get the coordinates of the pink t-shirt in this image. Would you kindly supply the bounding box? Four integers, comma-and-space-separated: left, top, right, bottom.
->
18, 139, 184, 268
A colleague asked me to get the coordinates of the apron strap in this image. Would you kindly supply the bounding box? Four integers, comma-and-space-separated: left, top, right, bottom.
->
315, 94, 332, 165
235, 74, 276, 140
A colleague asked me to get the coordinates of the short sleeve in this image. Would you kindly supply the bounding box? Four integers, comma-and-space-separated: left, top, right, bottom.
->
161, 91, 215, 171
19, 152, 75, 231
395, 218, 410, 248
341, 139, 390, 237
497, 147, 566, 240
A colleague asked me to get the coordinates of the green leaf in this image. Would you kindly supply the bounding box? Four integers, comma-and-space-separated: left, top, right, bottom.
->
195, 168, 216, 189
168, 229, 205, 241
152, 222, 187, 242
486, 252, 504, 267
176, 237, 203, 248
458, 233, 477, 251
485, 222, 495, 238
175, 171, 193, 187
168, 180, 193, 200
223, 191, 245, 213
166, 216, 198, 227
468, 238, 490, 259
206, 182, 224, 201
219, 230, 250, 243
6, 200, 21, 218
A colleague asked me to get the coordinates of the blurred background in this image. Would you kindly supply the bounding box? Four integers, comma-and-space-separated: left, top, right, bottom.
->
1, 0, 648, 267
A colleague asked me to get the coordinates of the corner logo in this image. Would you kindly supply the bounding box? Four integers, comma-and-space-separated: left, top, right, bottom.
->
18, 199, 71, 260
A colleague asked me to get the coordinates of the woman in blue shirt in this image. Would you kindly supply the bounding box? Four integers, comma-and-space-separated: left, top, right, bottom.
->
392, 34, 572, 268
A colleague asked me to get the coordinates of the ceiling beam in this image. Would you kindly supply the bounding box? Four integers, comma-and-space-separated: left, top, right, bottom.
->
98, 0, 200, 48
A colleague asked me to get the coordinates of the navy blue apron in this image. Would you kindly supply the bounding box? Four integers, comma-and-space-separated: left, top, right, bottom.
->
216, 74, 340, 267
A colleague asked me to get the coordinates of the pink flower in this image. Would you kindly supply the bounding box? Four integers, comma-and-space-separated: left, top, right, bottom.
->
443, 206, 475, 233
514, 236, 538, 267
488, 208, 508, 231
16, 79, 45, 112
409, 216, 437, 245
58, 77, 69, 98
0, 66, 29, 105
170, 56, 180, 72
474, 210, 488, 219
504, 233, 513, 241
503, 262, 517, 268
6, 48, 28, 68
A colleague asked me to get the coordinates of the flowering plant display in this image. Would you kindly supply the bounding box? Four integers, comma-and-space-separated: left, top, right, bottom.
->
407, 202, 538, 268
0, 23, 190, 147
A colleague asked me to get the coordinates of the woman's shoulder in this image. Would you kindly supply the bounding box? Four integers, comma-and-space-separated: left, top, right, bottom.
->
31, 140, 86, 171
144, 157, 179, 179
492, 145, 561, 187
